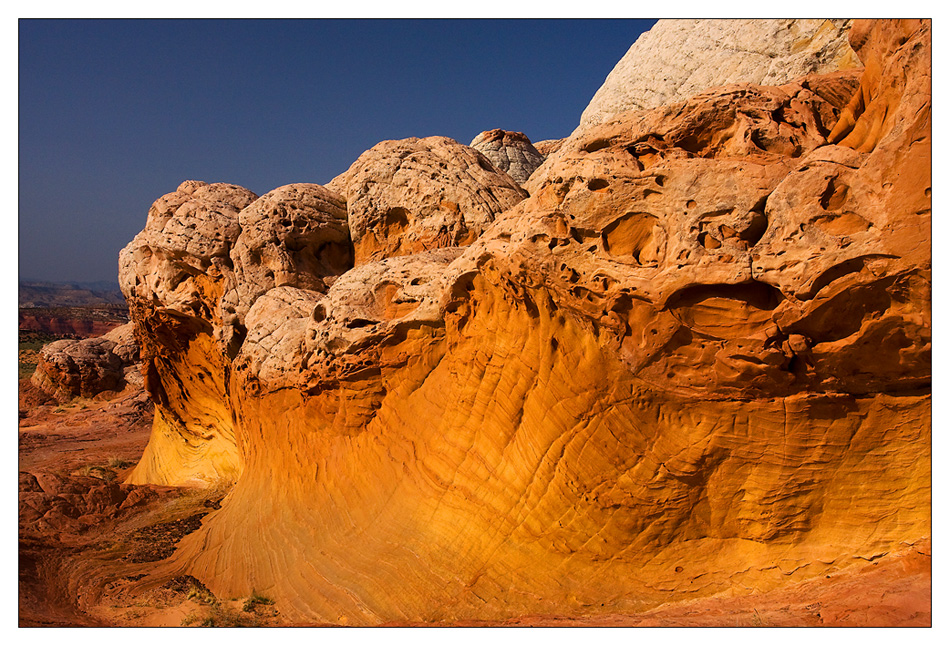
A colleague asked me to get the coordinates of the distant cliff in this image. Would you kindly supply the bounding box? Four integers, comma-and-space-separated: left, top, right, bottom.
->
19, 280, 126, 308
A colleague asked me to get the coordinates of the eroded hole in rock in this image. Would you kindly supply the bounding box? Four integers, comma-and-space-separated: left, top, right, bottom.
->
738, 196, 769, 246
345, 318, 376, 329
675, 131, 712, 156
668, 281, 783, 338
588, 178, 609, 191
383, 207, 410, 232
584, 138, 611, 153
315, 241, 355, 276
805, 255, 895, 298
602, 212, 660, 263
699, 232, 722, 250
570, 227, 598, 245
792, 278, 893, 343
820, 176, 850, 211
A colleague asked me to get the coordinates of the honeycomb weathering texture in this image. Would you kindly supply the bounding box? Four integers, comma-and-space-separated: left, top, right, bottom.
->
326, 136, 527, 265
117, 19, 930, 625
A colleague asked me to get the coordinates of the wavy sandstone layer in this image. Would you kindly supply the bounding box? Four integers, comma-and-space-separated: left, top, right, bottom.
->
115, 19, 930, 625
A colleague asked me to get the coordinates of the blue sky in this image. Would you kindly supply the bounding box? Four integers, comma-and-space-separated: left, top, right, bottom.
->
18, 18, 656, 284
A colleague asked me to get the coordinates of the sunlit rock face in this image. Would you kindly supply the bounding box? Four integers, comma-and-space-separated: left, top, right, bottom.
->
118, 180, 259, 487
119, 20, 929, 625
579, 19, 859, 132
327, 135, 528, 265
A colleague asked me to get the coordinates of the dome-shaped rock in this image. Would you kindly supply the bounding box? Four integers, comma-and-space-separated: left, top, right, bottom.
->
469, 129, 544, 185
223, 183, 353, 326
578, 19, 858, 132
327, 136, 527, 265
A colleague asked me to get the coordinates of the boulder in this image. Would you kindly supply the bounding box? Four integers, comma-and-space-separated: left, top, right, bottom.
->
469, 129, 544, 185
31, 337, 125, 401
223, 183, 352, 326
327, 136, 527, 264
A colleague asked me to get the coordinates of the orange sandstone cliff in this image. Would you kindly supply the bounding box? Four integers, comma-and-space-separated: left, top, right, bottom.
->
114, 19, 930, 625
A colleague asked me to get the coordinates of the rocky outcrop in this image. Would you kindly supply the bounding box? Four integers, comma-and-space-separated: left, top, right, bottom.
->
469, 129, 544, 185
118, 181, 258, 487
579, 19, 859, 131
31, 323, 141, 402
829, 19, 929, 153
327, 136, 527, 264
116, 19, 929, 626
532, 138, 565, 159
222, 183, 352, 327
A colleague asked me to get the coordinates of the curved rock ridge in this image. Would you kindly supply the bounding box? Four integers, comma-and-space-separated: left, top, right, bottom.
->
327, 136, 528, 264
469, 129, 545, 185
119, 180, 259, 487
579, 19, 859, 132
117, 20, 929, 625
533, 138, 566, 159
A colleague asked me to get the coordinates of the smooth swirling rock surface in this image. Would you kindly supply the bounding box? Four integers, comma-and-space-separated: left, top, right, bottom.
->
578, 19, 859, 132
114, 19, 930, 625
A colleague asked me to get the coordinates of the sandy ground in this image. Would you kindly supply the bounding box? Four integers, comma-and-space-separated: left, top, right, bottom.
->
17, 378, 930, 627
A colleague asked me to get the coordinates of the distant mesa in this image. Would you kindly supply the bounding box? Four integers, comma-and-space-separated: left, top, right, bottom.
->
19, 280, 126, 308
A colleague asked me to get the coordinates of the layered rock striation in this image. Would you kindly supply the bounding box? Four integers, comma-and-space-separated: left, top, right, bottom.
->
115, 19, 930, 625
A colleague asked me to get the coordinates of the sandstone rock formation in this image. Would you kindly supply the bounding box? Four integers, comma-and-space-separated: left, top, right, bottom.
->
31, 323, 141, 401
119, 180, 258, 487
222, 183, 352, 326
579, 19, 859, 131
114, 19, 929, 626
327, 136, 527, 264
532, 138, 565, 159
469, 129, 544, 185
